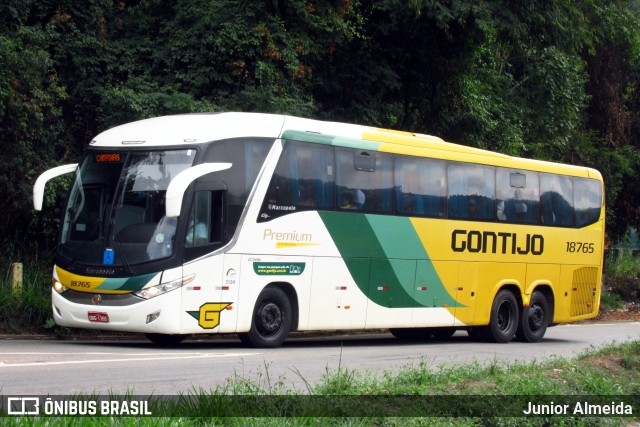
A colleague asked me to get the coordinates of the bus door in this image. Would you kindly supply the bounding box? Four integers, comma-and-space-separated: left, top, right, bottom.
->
180, 185, 237, 333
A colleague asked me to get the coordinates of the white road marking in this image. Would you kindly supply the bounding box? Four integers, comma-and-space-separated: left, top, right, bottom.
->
0, 352, 203, 356
0, 352, 260, 368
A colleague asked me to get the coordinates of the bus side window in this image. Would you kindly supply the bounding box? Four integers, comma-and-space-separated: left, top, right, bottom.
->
260, 142, 334, 221
204, 137, 272, 231
495, 169, 539, 224
540, 174, 574, 226
447, 163, 495, 221
574, 178, 602, 227
395, 157, 446, 217
336, 149, 392, 214
185, 190, 224, 247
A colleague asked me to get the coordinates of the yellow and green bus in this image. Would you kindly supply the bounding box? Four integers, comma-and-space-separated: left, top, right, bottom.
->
33, 113, 604, 347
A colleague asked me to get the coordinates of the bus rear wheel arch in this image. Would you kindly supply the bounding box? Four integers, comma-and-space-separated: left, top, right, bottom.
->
239, 286, 293, 348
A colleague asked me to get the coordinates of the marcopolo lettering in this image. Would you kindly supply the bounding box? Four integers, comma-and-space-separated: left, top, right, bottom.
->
451, 229, 544, 255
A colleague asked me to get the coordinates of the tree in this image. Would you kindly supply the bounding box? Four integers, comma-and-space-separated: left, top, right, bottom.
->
1, 0, 639, 260
581, 1, 640, 241
0, 19, 68, 257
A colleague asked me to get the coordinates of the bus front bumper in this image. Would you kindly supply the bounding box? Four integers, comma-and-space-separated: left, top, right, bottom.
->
51, 289, 182, 334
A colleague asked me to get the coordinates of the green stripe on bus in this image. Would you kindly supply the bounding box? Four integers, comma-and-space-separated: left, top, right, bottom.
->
281, 130, 382, 151
318, 212, 461, 308
331, 137, 381, 151
96, 272, 157, 291
366, 215, 427, 259
282, 130, 335, 145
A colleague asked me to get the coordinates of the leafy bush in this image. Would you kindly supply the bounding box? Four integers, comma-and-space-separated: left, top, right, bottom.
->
0, 261, 53, 334
604, 249, 640, 302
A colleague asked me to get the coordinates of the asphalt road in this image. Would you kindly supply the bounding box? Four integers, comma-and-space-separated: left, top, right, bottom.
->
1, 321, 639, 396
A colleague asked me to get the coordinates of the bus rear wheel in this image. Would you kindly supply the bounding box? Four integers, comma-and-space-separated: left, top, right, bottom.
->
483, 289, 519, 343
239, 287, 292, 348
516, 291, 549, 343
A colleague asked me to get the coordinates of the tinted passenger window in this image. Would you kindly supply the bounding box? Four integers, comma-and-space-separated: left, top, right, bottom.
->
448, 163, 495, 221
204, 138, 272, 233
540, 173, 574, 226
496, 169, 539, 224
395, 157, 446, 217
185, 190, 224, 247
260, 142, 335, 221
574, 178, 602, 227
336, 149, 393, 214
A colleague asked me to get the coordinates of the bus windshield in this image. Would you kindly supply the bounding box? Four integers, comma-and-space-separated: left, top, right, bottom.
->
59, 149, 197, 267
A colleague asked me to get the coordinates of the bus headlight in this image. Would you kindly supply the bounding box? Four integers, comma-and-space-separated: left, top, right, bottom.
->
53, 279, 68, 294
134, 274, 194, 300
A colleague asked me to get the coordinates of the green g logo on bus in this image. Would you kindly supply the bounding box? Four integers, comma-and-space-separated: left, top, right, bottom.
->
187, 303, 231, 329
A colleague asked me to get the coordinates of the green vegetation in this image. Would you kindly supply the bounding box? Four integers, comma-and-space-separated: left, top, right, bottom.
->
606, 250, 640, 282
0, 261, 51, 334
2, 341, 639, 425
600, 291, 625, 311
602, 248, 640, 309
1, 1, 640, 267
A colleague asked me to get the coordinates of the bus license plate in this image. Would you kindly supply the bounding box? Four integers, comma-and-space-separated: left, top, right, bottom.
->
88, 312, 109, 323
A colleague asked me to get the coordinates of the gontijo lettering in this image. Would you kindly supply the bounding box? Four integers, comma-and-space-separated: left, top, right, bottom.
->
452, 229, 544, 255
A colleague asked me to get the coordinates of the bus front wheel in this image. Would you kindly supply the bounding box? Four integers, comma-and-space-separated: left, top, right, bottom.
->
239, 287, 292, 348
484, 289, 519, 343
516, 291, 549, 343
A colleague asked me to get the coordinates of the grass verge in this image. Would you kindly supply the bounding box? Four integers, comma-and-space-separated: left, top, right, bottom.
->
2, 341, 639, 426
0, 262, 53, 334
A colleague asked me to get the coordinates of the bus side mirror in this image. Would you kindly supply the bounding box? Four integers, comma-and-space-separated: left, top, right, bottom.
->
165, 163, 232, 218
33, 164, 79, 211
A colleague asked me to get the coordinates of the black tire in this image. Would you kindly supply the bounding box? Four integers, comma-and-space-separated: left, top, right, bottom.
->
145, 333, 187, 346
239, 287, 292, 348
516, 291, 549, 343
430, 327, 456, 340
484, 289, 519, 343
390, 328, 430, 341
